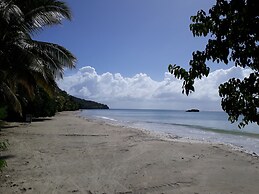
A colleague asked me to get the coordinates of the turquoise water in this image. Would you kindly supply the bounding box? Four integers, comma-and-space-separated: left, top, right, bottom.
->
80, 109, 259, 154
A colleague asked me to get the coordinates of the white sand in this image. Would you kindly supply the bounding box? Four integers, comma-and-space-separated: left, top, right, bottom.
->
0, 111, 259, 194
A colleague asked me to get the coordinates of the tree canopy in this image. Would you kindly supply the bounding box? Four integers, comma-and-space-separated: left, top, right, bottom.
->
0, 0, 76, 116
168, 0, 259, 127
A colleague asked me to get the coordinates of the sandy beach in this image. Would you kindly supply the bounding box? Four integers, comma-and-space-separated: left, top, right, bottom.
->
0, 111, 259, 194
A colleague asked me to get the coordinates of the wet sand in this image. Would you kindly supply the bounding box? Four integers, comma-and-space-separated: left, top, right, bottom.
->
0, 111, 259, 193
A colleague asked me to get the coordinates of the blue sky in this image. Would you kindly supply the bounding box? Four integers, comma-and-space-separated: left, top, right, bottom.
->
35, 0, 247, 110
35, 0, 219, 80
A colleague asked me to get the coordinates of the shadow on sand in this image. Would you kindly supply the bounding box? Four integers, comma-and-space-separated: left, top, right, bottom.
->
0, 125, 19, 129
32, 118, 52, 122
0, 155, 15, 160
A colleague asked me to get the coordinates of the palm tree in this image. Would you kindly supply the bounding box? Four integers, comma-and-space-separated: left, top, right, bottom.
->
0, 0, 76, 116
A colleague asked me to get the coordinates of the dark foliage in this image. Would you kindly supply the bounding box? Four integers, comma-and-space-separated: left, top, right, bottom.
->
168, 0, 259, 127
70, 96, 109, 110
23, 87, 57, 118
0, 0, 76, 117
5, 86, 109, 120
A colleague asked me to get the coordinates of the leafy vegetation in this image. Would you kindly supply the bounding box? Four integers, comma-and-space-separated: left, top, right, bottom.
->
0, 0, 109, 121
168, 0, 259, 127
0, 107, 7, 121
54, 87, 109, 112
69, 95, 109, 110
22, 87, 57, 118
5, 86, 109, 120
0, 0, 76, 118
0, 0, 109, 173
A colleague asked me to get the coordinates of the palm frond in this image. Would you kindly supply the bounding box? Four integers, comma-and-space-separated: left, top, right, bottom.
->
15, 0, 72, 32
33, 40, 76, 68
32, 72, 57, 97
28, 40, 76, 79
0, 82, 22, 115
0, 0, 75, 116
0, 0, 23, 24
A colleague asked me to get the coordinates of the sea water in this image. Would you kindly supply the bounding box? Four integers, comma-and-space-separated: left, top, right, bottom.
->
80, 109, 259, 154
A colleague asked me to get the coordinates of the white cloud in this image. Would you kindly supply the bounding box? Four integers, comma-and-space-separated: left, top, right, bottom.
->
57, 66, 251, 111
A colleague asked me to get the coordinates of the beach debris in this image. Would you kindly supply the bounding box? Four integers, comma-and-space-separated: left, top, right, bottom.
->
20, 187, 26, 192
9, 182, 19, 188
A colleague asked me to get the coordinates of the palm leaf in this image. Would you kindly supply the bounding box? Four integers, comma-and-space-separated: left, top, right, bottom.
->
0, 0, 76, 117
32, 72, 57, 97
0, 82, 22, 115
15, 0, 72, 33
0, 0, 23, 24
25, 40, 76, 80
32, 40, 76, 68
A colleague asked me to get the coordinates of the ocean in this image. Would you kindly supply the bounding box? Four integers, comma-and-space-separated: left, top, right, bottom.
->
79, 109, 259, 154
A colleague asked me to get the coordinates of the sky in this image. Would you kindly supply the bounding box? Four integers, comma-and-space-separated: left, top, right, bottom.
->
35, 0, 249, 110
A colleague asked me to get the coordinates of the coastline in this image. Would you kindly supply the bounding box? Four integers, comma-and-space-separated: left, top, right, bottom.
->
1, 111, 259, 193
80, 109, 259, 155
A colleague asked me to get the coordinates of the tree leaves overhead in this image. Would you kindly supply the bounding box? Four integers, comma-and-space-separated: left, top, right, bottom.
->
0, 0, 23, 24
168, 0, 259, 127
219, 72, 259, 127
14, 0, 72, 33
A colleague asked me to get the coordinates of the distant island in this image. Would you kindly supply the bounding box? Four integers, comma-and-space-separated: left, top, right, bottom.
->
186, 109, 200, 112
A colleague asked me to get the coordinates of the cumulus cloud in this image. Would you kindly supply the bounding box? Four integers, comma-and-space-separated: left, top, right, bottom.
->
57, 66, 250, 110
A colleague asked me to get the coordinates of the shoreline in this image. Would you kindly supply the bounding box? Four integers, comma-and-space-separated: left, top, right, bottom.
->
80, 113, 259, 156
1, 111, 259, 193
